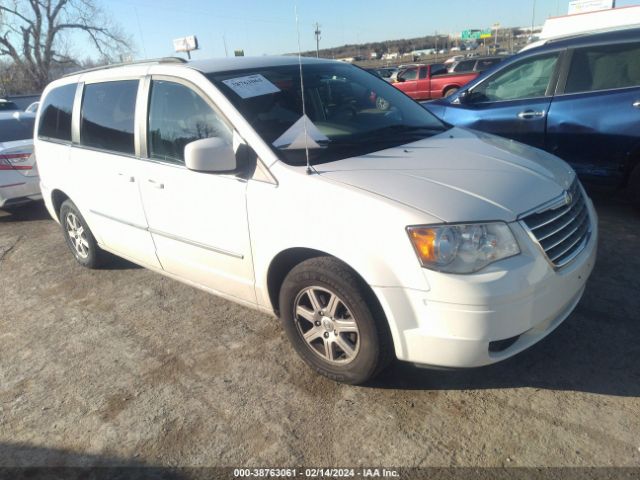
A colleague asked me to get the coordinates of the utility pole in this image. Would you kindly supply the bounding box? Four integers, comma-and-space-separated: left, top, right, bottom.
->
531, 0, 537, 36
314, 22, 321, 58
434, 30, 438, 62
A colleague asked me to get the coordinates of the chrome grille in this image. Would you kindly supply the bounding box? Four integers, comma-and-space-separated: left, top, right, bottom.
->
520, 179, 591, 269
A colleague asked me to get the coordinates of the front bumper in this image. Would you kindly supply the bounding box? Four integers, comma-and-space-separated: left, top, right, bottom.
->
374, 198, 598, 368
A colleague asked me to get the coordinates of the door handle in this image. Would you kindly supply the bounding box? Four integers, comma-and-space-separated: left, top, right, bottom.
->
147, 179, 164, 189
633, 100, 640, 108
117, 173, 135, 183
517, 110, 545, 119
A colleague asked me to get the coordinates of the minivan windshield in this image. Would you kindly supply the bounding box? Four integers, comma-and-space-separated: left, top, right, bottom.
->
207, 62, 449, 165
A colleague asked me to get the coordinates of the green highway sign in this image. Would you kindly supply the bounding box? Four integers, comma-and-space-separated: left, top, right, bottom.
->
462, 29, 493, 40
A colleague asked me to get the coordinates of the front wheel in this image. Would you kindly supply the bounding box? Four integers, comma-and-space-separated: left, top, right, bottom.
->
279, 257, 393, 384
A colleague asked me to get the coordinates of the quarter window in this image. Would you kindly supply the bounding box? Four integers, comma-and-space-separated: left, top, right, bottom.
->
565, 42, 640, 94
147, 80, 231, 165
80, 80, 138, 155
38, 83, 76, 142
471, 54, 559, 102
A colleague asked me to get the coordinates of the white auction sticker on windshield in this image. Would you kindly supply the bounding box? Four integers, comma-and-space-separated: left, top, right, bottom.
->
222, 74, 280, 99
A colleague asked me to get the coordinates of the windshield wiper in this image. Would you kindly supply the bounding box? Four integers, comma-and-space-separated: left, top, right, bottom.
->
329, 125, 446, 146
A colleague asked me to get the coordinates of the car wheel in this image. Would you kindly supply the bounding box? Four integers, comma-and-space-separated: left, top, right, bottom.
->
60, 199, 105, 268
376, 96, 390, 111
444, 87, 459, 98
279, 257, 393, 384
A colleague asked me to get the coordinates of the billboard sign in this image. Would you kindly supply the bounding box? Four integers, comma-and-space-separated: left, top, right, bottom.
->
173, 35, 199, 53
568, 0, 615, 15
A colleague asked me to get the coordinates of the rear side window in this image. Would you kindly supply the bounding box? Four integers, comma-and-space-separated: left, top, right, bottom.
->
0, 101, 19, 111
38, 84, 76, 142
565, 42, 640, 94
147, 80, 231, 165
80, 80, 138, 155
0, 116, 35, 142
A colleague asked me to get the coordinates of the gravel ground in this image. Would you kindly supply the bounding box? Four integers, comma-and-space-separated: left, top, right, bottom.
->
0, 190, 639, 471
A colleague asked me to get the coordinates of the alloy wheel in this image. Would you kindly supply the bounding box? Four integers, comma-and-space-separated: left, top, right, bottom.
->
65, 212, 89, 259
293, 286, 360, 365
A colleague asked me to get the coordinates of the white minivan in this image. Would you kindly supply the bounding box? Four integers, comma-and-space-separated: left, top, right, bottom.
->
35, 56, 598, 384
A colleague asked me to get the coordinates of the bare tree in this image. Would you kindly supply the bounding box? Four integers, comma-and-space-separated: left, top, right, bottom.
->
0, 0, 131, 91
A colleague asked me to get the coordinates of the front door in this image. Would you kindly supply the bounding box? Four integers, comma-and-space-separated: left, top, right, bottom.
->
394, 67, 419, 99
137, 78, 256, 303
444, 52, 562, 148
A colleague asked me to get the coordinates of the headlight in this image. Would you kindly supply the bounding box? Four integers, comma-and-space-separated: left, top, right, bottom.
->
407, 223, 520, 274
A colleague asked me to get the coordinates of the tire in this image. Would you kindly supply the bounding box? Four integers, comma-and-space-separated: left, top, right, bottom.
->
444, 87, 459, 98
279, 257, 393, 384
59, 199, 105, 269
376, 96, 390, 111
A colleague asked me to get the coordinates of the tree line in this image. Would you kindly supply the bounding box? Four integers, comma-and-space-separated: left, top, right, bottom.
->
0, 0, 130, 96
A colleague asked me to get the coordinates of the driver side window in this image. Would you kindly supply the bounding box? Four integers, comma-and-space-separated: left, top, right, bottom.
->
398, 68, 418, 81
470, 53, 559, 102
148, 80, 231, 165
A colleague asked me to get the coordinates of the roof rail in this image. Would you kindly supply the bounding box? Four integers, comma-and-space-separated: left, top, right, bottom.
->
63, 57, 187, 77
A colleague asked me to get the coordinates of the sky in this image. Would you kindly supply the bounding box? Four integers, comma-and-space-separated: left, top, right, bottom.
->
83, 0, 639, 60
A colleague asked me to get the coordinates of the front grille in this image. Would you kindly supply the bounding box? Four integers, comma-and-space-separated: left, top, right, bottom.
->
520, 179, 591, 269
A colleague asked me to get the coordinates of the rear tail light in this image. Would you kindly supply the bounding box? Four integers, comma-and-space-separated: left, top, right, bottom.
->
0, 153, 33, 170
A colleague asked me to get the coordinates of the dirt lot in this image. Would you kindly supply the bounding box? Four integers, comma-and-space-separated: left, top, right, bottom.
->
0, 190, 639, 470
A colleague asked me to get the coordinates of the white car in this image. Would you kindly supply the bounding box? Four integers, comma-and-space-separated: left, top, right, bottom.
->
25, 101, 40, 114
0, 111, 40, 209
35, 56, 597, 384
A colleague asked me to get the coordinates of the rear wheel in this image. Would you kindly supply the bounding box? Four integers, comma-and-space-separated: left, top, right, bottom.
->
60, 199, 105, 268
444, 87, 459, 98
279, 257, 393, 384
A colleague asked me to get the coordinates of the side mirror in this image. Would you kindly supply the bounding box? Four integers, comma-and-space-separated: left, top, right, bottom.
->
396, 77, 406, 83
457, 90, 471, 105
184, 137, 236, 173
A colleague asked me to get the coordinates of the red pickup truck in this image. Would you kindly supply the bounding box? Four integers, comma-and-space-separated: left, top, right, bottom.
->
392, 63, 478, 100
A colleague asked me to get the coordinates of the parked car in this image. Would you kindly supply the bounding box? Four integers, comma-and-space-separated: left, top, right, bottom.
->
448, 56, 506, 74
424, 27, 640, 207
0, 111, 40, 209
365, 67, 397, 83
444, 55, 465, 65
0, 99, 21, 112
35, 56, 597, 384
393, 63, 479, 99
25, 101, 40, 113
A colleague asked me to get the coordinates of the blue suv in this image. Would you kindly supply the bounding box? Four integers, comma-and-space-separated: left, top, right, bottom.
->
424, 28, 640, 207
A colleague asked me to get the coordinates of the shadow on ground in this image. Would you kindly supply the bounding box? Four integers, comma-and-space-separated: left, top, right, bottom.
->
0, 443, 226, 479
0, 202, 51, 222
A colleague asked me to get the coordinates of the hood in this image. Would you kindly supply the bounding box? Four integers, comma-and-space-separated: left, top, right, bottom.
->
316, 128, 575, 223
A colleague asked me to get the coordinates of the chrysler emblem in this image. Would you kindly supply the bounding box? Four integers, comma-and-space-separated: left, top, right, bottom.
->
563, 190, 573, 206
